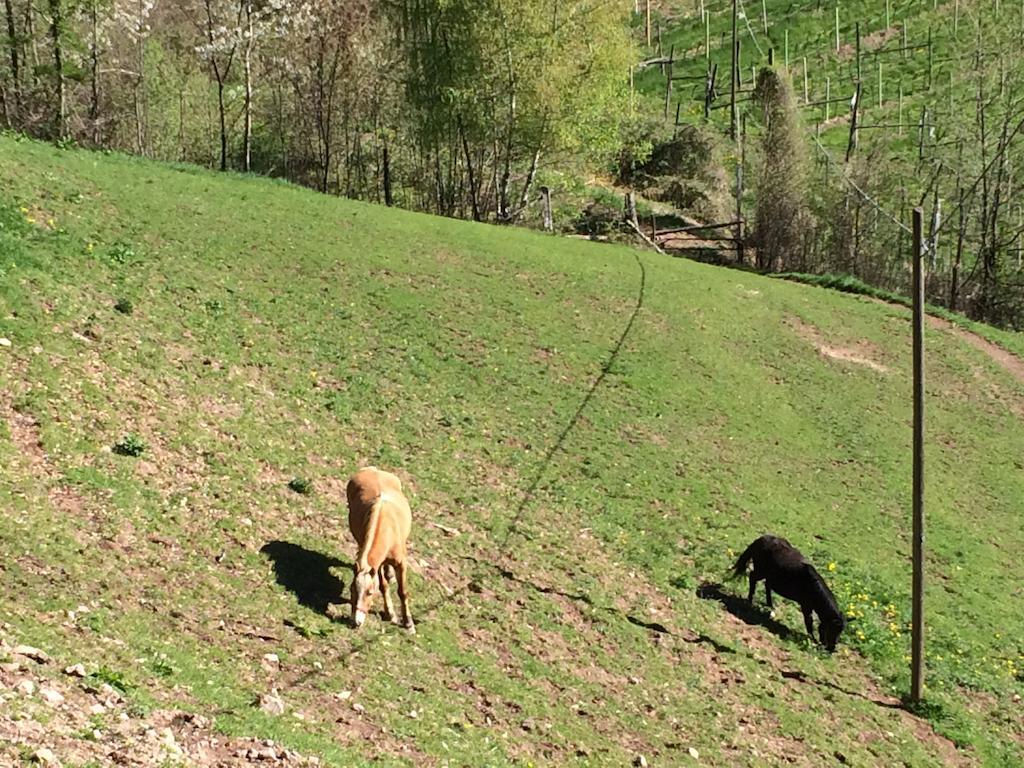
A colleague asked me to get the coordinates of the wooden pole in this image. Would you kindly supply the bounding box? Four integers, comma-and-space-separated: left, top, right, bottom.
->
927, 27, 933, 90
706, 11, 711, 61
737, 114, 746, 264
646, 0, 651, 46
954, 0, 959, 36
878, 60, 883, 108
761, 0, 769, 34
886, 0, 891, 27
803, 57, 809, 102
664, 45, 675, 119
898, 82, 903, 135
785, 29, 790, 69
911, 206, 926, 706
903, 21, 908, 60
540, 186, 552, 232
625, 190, 639, 229
856, 22, 862, 82
835, 6, 840, 53
845, 81, 861, 162
826, 77, 831, 121
731, 0, 739, 140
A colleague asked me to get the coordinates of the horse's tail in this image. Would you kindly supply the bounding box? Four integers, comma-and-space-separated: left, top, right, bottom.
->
355, 496, 386, 573
730, 539, 760, 579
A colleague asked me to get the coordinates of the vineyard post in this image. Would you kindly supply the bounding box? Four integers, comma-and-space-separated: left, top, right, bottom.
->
898, 82, 903, 134
731, 0, 738, 140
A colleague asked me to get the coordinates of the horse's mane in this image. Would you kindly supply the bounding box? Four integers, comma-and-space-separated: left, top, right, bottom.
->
805, 564, 844, 623
355, 496, 386, 573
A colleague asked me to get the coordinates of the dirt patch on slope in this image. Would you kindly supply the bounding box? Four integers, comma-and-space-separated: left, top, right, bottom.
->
786, 315, 890, 372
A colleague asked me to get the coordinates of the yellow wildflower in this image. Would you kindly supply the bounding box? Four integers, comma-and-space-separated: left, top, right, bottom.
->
827, 562, 836, 572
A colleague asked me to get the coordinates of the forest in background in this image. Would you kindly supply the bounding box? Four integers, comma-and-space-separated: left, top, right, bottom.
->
2, 0, 1024, 330
0, 0, 632, 221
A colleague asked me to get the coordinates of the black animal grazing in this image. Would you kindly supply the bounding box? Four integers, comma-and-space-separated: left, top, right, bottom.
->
732, 534, 846, 652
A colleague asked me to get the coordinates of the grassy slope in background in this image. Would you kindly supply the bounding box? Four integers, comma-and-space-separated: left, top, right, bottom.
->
0, 137, 1021, 766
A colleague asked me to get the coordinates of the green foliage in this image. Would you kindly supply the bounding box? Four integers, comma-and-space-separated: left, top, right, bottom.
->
114, 297, 134, 315
752, 67, 809, 272
287, 477, 313, 496
112, 434, 146, 457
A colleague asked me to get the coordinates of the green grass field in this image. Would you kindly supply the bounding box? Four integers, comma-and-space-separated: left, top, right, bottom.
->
1, 135, 1022, 766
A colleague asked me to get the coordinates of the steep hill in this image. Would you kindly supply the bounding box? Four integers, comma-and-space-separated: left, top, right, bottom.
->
0, 137, 1022, 766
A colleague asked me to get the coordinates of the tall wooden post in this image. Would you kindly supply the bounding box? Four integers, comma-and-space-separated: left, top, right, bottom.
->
737, 114, 746, 264
646, 0, 652, 46
898, 83, 904, 135
835, 6, 840, 52
845, 81, 861, 162
731, 0, 739, 140
927, 27, 933, 90
705, 11, 711, 60
664, 45, 675, 119
856, 22, 862, 82
911, 207, 926, 705
540, 186, 553, 232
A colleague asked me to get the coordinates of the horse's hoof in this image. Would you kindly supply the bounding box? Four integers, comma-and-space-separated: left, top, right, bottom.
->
404, 622, 417, 635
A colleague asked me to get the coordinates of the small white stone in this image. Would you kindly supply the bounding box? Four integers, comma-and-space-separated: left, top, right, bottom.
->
334, 690, 352, 701
39, 687, 65, 706
15, 679, 36, 695
689, 747, 700, 759
32, 747, 59, 765
0, 338, 11, 348
64, 663, 87, 677
258, 691, 285, 716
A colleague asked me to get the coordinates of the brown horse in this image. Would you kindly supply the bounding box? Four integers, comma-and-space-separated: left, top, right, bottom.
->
346, 466, 415, 633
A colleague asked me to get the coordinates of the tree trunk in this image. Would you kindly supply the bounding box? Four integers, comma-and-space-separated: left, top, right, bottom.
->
89, 1, 100, 145
242, 1, 253, 172
458, 117, 481, 221
47, 0, 66, 140
513, 147, 541, 220
217, 79, 228, 170
382, 139, 393, 206
3, 0, 20, 120
951, 187, 965, 312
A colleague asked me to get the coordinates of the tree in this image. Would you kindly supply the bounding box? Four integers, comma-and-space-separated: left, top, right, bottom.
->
752, 67, 808, 272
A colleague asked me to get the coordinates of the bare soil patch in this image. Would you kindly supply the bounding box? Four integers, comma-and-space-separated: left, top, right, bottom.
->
786, 315, 890, 372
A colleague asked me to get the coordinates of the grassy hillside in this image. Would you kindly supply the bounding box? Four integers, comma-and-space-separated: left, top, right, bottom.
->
0, 136, 1022, 766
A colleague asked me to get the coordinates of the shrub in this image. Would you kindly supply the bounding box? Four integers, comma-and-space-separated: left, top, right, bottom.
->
112, 434, 146, 457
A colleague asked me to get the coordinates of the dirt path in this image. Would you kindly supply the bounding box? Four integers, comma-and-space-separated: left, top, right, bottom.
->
925, 315, 1024, 385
